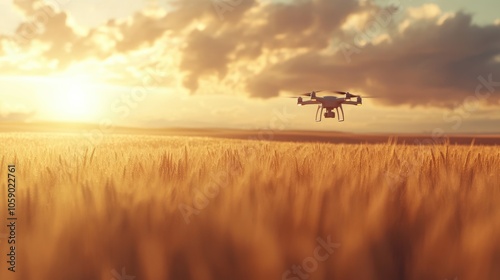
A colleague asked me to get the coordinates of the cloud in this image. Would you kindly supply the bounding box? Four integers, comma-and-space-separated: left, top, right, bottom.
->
0, 103, 36, 122
0, 0, 499, 108
114, 12, 170, 53
3, 0, 361, 87
178, 0, 361, 91
0, 111, 36, 122
12, 0, 38, 15
246, 11, 500, 107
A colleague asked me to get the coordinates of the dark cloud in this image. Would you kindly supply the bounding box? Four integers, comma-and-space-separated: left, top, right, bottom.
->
178, 0, 361, 91
180, 29, 237, 91
246, 12, 500, 106
114, 13, 170, 53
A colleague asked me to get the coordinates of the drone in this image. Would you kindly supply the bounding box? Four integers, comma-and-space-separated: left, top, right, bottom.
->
290, 90, 375, 122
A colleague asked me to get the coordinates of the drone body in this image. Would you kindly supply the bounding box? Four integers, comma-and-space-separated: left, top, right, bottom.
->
294, 90, 368, 122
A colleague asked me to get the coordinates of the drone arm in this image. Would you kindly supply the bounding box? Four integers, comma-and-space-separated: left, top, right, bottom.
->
342, 101, 359, 106
300, 100, 322, 106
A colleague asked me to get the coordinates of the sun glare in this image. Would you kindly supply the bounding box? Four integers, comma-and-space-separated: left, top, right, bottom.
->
61, 87, 91, 117
44, 81, 100, 122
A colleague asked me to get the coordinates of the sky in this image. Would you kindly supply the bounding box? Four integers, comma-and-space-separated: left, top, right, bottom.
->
0, 0, 499, 134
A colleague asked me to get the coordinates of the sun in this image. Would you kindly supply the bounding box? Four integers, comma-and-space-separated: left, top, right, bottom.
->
60, 86, 92, 119
45, 82, 101, 122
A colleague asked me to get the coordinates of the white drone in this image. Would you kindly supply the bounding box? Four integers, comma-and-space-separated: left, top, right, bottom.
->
291, 90, 376, 122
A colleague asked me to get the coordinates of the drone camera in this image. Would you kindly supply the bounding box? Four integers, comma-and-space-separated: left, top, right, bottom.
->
297, 97, 303, 106
324, 111, 335, 118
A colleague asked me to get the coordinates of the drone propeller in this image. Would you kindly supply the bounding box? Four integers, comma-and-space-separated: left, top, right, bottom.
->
331, 90, 384, 99
331, 90, 384, 98
302, 90, 323, 97
332, 90, 350, 95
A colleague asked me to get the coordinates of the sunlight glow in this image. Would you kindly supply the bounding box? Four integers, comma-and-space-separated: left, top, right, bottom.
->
45, 81, 101, 122
62, 87, 91, 117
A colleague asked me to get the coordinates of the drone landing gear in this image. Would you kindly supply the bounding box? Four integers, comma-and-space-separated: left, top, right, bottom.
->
315, 105, 323, 122
336, 106, 345, 122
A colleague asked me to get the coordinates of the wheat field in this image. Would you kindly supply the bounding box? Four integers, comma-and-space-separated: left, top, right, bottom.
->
0, 132, 499, 280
